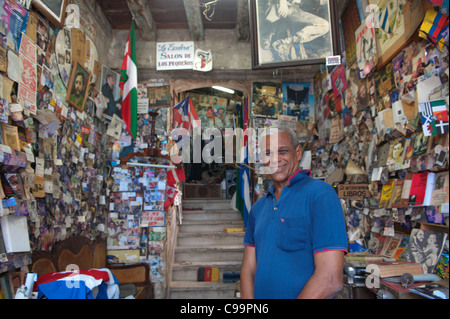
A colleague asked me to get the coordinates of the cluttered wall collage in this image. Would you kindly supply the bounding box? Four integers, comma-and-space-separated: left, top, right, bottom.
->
0, 0, 448, 300
0, 0, 180, 298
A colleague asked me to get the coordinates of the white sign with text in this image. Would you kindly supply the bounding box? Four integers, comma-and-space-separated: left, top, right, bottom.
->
156, 41, 194, 70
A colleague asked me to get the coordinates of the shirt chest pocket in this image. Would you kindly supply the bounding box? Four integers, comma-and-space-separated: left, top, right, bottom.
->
276, 217, 309, 252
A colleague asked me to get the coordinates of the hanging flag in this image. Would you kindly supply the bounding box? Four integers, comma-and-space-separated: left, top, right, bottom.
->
426, 0, 448, 6
167, 167, 186, 186
164, 184, 178, 211
119, 21, 138, 139
236, 98, 251, 228
419, 99, 449, 136
173, 96, 200, 131
419, 8, 449, 49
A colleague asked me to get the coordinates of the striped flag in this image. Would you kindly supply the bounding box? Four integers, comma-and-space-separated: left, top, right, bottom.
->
419, 8, 449, 49
236, 98, 251, 228
173, 96, 200, 131
419, 99, 449, 136
120, 21, 138, 139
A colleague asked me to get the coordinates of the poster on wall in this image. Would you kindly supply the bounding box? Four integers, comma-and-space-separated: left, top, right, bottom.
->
355, 17, 378, 77
17, 32, 38, 115
156, 41, 194, 70
55, 27, 72, 87
282, 81, 314, 122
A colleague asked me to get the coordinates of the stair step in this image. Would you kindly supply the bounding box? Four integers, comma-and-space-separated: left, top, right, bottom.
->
183, 199, 232, 210
176, 231, 244, 246
180, 219, 244, 233
182, 209, 243, 221
175, 245, 244, 262
172, 260, 242, 282
169, 281, 238, 299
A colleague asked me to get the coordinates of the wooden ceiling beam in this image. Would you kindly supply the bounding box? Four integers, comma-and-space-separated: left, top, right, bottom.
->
183, 0, 204, 41
125, 0, 157, 41
235, 0, 249, 41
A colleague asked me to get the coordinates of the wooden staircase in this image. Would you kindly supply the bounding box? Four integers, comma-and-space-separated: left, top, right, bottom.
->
168, 199, 244, 299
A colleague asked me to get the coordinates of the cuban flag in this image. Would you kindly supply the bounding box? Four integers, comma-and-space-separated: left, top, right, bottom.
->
237, 99, 251, 228
35, 269, 120, 299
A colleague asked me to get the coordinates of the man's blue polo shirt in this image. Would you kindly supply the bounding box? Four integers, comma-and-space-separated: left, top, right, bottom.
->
244, 170, 348, 299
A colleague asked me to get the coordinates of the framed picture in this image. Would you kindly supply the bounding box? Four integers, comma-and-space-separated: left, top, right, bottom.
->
148, 85, 171, 107
252, 82, 283, 117
100, 65, 122, 119
32, 0, 68, 29
282, 81, 315, 122
66, 61, 91, 112
369, 0, 425, 69
250, 0, 340, 69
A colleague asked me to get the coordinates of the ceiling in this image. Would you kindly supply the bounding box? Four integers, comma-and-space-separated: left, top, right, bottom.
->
96, 0, 249, 41
96, 0, 349, 42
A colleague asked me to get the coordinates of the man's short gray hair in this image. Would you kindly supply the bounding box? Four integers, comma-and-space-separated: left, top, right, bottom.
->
260, 124, 299, 148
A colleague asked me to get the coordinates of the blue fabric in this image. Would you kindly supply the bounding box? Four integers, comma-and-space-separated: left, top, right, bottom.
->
244, 170, 348, 299
38, 281, 94, 299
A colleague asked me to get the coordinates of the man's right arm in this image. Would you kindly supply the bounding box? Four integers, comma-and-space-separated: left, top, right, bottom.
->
240, 245, 257, 299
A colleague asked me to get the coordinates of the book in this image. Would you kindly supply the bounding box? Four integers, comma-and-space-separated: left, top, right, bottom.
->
382, 232, 404, 258
1, 173, 24, 200
1, 123, 20, 151
405, 228, 448, 274
0, 215, 31, 253
379, 179, 395, 209
197, 267, 219, 282
408, 171, 436, 206
400, 173, 414, 207
412, 132, 429, 158
429, 171, 449, 206
366, 260, 423, 278
389, 179, 404, 208
373, 142, 391, 168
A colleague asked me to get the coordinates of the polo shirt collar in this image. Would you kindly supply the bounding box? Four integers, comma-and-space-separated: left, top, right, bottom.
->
266, 169, 311, 198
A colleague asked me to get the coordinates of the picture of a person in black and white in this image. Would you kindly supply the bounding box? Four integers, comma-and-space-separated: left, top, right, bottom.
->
257, 0, 331, 63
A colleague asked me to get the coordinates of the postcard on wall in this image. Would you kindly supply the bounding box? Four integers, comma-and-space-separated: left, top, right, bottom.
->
331, 64, 347, 97
1, 123, 21, 151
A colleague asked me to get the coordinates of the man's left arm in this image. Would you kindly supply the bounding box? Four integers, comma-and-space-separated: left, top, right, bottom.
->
298, 182, 348, 299
296, 250, 344, 299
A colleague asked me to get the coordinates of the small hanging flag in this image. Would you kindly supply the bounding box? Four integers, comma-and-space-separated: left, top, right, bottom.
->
419, 99, 449, 136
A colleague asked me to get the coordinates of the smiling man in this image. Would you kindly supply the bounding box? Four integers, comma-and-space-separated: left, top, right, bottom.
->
240, 125, 348, 299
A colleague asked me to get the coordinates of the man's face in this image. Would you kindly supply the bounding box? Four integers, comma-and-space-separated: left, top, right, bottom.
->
74, 74, 84, 96
264, 131, 302, 185
107, 76, 114, 87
